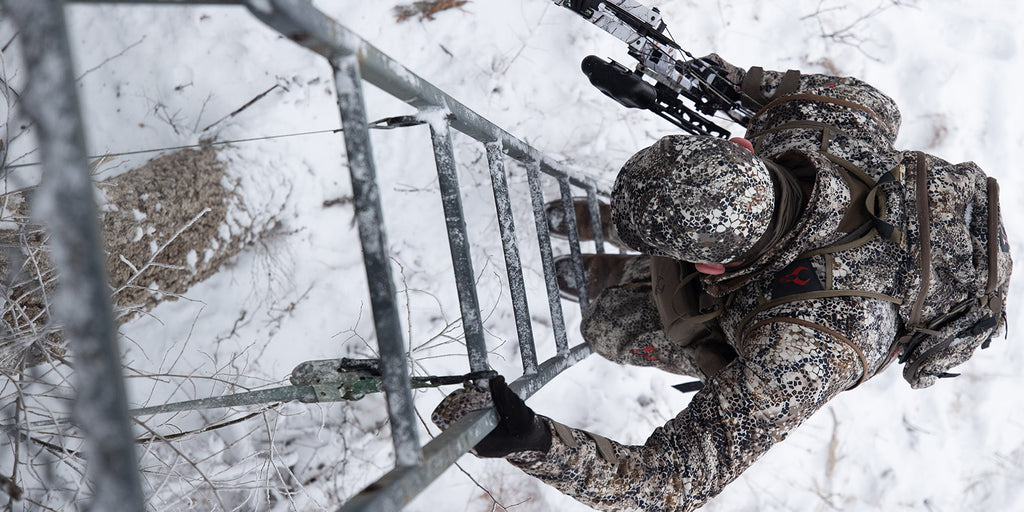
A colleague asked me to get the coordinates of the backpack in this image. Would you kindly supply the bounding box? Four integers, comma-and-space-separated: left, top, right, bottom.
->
658, 100, 1011, 389
748, 142, 1011, 389
876, 151, 1011, 388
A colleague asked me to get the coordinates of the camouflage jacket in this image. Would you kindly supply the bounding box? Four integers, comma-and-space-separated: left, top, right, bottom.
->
507, 61, 1011, 511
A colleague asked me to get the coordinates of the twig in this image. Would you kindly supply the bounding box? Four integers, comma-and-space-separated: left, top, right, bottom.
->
200, 83, 279, 133
131, 418, 230, 511
134, 405, 278, 444
1, 32, 18, 53
75, 36, 146, 81
112, 207, 211, 297
800, 0, 914, 61
393, 0, 471, 23
191, 92, 214, 134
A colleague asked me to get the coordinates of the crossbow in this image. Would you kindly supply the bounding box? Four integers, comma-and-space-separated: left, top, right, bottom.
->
553, 0, 756, 137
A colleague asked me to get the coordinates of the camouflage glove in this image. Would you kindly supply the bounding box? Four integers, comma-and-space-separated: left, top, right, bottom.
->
694, 53, 746, 85
431, 376, 551, 458
431, 380, 492, 431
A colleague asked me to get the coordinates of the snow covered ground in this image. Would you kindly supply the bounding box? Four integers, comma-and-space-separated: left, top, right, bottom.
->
2, 0, 1023, 510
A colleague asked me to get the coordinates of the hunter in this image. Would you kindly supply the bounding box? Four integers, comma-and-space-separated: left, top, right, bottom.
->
431, 55, 1012, 511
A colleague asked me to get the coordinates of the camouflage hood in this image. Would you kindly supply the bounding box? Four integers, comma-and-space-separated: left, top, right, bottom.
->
702, 150, 857, 296
611, 135, 775, 265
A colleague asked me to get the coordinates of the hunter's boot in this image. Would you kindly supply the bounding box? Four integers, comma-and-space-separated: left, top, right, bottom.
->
554, 253, 636, 303
544, 197, 628, 250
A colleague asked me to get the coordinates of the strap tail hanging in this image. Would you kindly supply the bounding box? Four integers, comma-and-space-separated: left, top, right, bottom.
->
672, 381, 705, 393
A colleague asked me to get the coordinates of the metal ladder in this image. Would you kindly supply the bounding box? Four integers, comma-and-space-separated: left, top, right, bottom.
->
5, 0, 607, 510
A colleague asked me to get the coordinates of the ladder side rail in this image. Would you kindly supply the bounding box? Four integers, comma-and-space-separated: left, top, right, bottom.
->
241, 0, 599, 188
332, 52, 423, 467
2, 1, 147, 510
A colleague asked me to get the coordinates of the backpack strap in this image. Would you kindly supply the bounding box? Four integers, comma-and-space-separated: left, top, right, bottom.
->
986, 177, 1002, 295
800, 222, 877, 259
907, 151, 932, 329
750, 120, 909, 245
749, 93, 888, 128
743, 317, 871, 388
982, 177, 1007, 349
880, 152, 935, 370
864, 164, 906, 244
731, 138, 906, 355
735, 288, 902, 346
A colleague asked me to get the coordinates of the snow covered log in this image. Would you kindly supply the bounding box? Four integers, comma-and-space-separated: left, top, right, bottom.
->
0, 145, 283, 369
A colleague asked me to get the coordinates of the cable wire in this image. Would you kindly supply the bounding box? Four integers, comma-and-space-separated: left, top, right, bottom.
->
3, 127, 344, 171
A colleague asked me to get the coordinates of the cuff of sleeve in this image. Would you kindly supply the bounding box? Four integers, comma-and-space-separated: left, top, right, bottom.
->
507, 417, 620, 466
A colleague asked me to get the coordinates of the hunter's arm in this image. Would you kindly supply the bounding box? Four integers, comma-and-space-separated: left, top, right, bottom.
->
507, 319, 864, 511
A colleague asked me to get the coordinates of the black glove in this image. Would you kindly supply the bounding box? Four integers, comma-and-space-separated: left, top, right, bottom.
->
473, 376, 552, 458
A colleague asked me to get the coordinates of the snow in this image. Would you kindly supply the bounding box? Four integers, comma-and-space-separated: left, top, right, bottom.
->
3, 0, 1023, 510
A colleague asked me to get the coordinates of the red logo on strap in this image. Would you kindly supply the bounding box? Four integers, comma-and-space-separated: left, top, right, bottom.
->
780, 266, 812, 286
630, 346, 659, 361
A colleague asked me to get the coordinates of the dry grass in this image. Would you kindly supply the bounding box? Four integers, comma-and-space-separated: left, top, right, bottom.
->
99, 145, 232, 319
393, 0, 470, 23
0, 146, 238, 370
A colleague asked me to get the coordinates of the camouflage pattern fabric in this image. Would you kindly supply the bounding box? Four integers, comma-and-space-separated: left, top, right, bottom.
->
431, 381, 492, 433
579, 255, 738, 381
611, 136, 775, 264
430, 57, 1010, 511
499, 61, 1009, 511
578, 255, 725, 380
